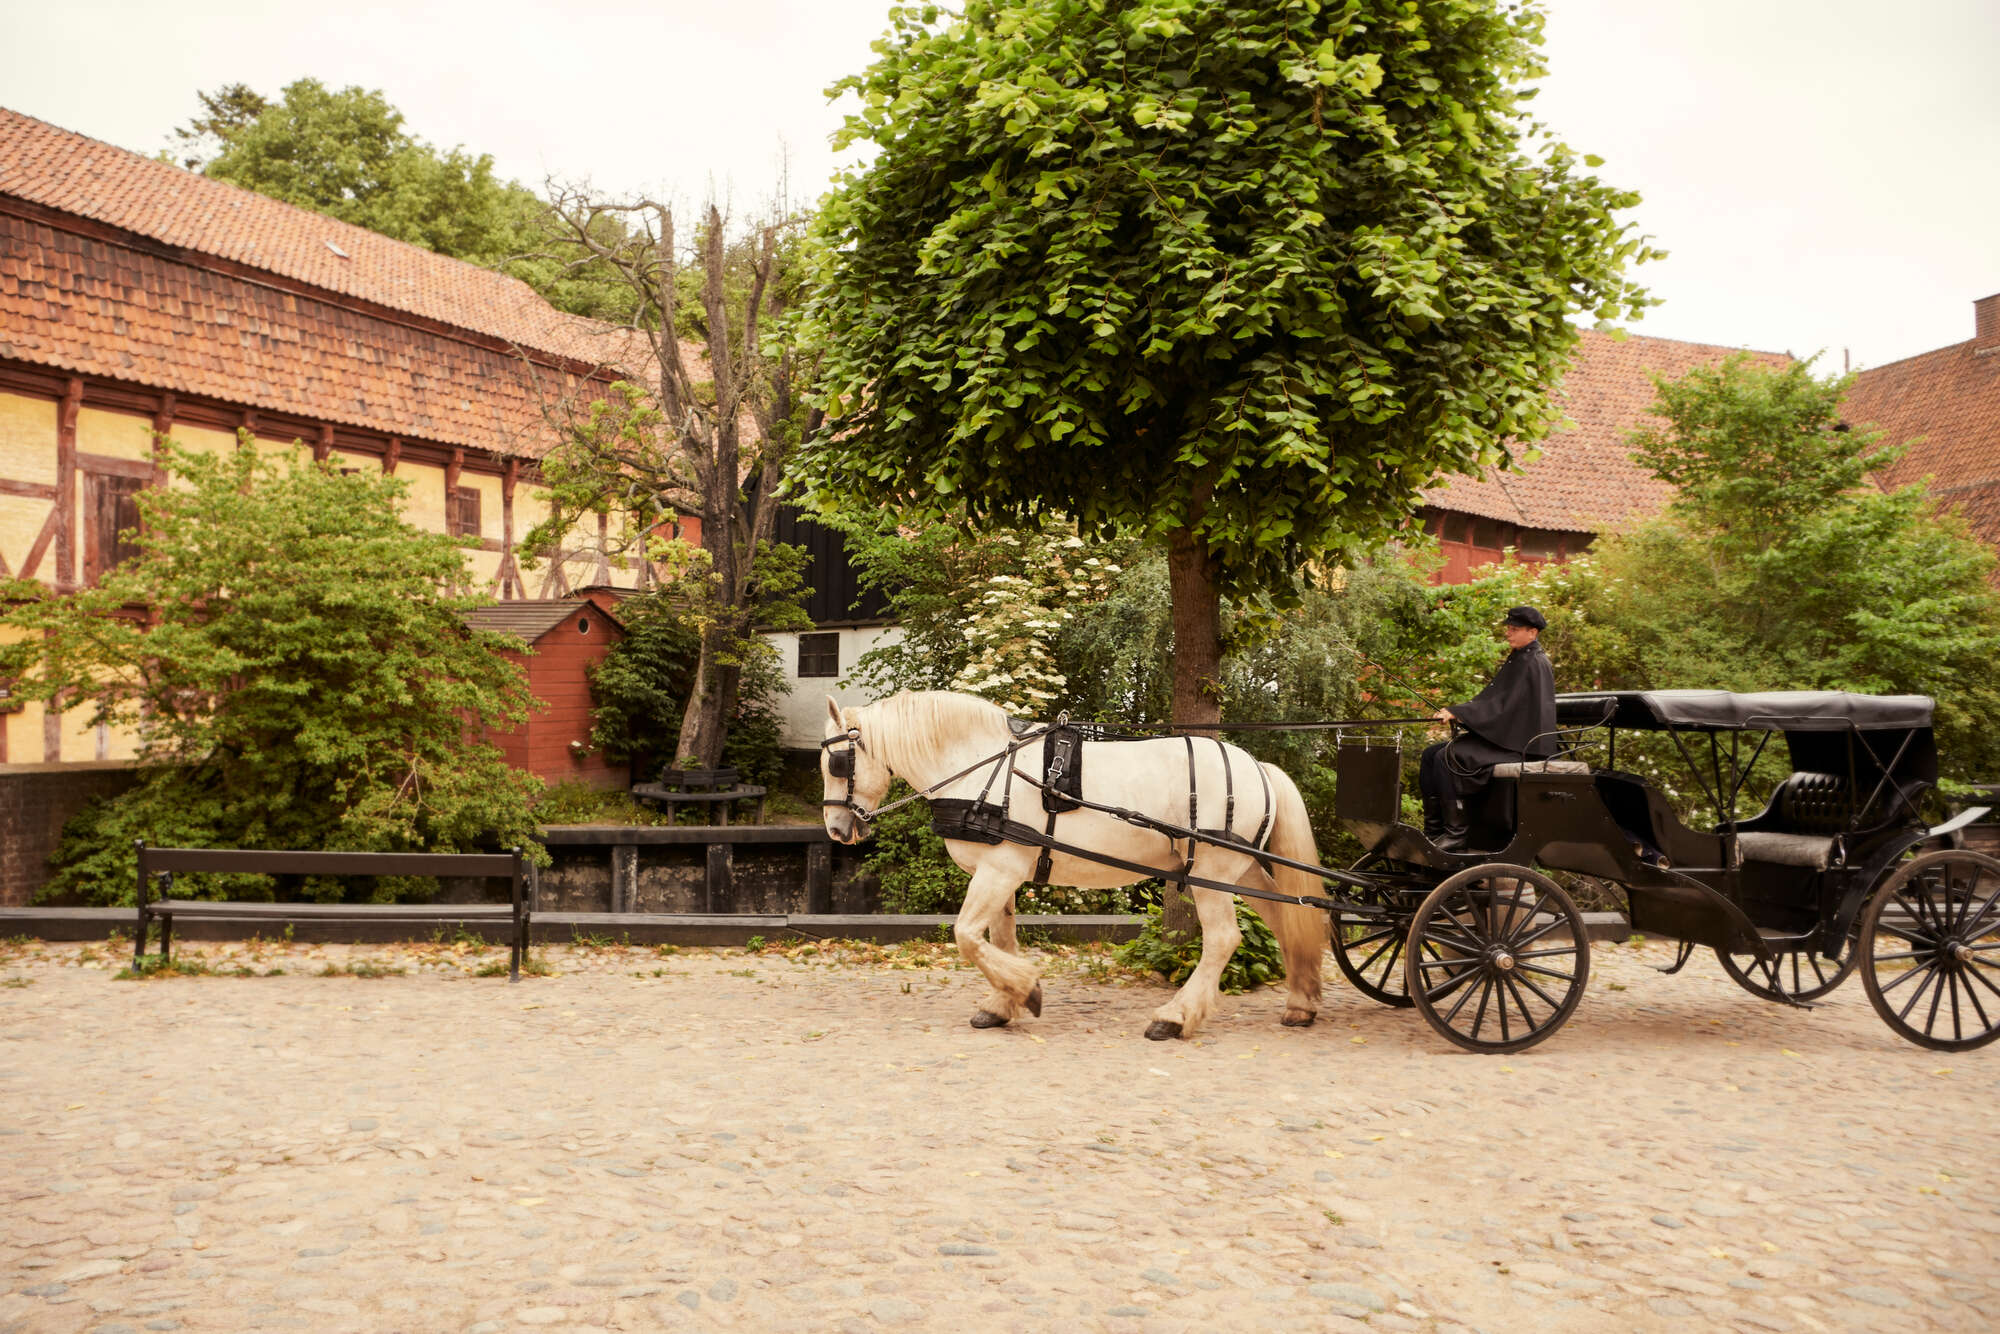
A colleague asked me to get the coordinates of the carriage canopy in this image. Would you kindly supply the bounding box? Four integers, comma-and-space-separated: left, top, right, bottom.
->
1555, 690, 1934, 734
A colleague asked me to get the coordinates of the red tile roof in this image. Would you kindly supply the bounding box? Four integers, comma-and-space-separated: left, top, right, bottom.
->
0, 107, 659, 457
0, 208, 592, 456
0, 106, 614, 364
1845, 331, 2000, 552
1424, 329, 1792, 533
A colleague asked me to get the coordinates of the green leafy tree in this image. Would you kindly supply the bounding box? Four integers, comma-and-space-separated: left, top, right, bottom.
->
0, 442, 543, 904
798, 0, 1654, 735
1574, 356, 2000, 780
169, 82, 270, 169
177, 79, 641, 321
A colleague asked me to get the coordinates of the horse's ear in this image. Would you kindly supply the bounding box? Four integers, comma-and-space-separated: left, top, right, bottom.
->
825, 695, 843, 729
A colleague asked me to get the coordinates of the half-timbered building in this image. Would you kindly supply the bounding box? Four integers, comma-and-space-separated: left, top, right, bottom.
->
0, 107, 646, 767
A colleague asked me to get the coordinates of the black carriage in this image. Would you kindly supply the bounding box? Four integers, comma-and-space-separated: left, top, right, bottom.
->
1326, 689, 2000, 1053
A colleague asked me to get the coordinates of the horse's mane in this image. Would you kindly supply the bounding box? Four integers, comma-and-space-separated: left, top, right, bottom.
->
867, 691, 1015, 777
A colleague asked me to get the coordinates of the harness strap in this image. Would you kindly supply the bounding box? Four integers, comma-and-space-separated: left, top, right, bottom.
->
1181, 735, 1198, 881
1252, 759, 1275, 849
1033, 806, 1058, 886
1216, 736, 1235, 831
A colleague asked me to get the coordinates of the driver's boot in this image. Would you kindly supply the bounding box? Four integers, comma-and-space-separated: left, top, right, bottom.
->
1434, 800, 1471, 852
1421, 790, 1447, 842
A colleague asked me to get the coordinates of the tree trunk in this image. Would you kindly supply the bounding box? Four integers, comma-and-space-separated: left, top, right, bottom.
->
1163, 522, 1224, 943
674, 629, 731, 768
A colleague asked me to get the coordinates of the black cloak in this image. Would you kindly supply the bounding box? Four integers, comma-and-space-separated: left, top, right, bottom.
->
1445, 639, 1558, 774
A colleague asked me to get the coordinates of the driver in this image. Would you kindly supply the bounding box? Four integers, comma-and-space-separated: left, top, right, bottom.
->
1419, 605, 1557, 850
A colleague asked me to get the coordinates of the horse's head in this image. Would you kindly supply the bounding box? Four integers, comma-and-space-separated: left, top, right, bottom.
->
821, 696, 891, 845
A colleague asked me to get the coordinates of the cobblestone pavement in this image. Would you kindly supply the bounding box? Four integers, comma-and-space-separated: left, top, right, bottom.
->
0, 933, 1995, 1334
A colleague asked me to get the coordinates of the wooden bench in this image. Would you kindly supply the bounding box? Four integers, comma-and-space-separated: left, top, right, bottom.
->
133, 843, 532, 981
632, 767, 767, 825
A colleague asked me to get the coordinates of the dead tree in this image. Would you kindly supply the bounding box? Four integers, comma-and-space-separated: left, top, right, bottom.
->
524, 191, 814, 768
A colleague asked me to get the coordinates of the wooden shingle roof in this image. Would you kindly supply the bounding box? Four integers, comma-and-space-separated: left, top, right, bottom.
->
462, 599, 621, 645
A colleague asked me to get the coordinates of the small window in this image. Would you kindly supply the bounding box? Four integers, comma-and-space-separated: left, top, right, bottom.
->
798, 632, 840, 679
576, 616, 592, 636
1471, 518, 1509, 550
1518, 528, 1562, 559
1442, 513, 1470, 543
449, 486, 482, 538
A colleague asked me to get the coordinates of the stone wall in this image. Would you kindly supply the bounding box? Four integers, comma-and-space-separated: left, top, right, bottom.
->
0, 761, 137, 905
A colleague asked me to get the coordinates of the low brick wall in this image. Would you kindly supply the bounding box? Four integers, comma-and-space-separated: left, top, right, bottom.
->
0, 762, 139, 906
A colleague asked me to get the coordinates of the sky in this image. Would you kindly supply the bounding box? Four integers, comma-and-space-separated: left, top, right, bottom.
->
3, 0, 1994, 370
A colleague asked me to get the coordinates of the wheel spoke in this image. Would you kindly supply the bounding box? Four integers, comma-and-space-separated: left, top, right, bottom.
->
1373, 935, 1406, 991
1873, 920, 1934, 947
1962, 968, 1994, 1031
1498, 973, 1534, 1033
1924, 960, 1950, 1036
1807, 951, 1830, 987
1515, 946, 1579, 960
1441, 969, 1485, 1024
1494, 974, 1511, 1044
1877, 960, 1931, 996
1421, 925, 1484, 955
1514, 961, 1577, 983
1425, 961, 1483, 1007
1870, 950, 1929, 964
1949, 969, 1963, 1043
1454, 894, 1493, 946
1468, 977, 1494, 1040
1964, 961, 2000, 1004
1351, 932, 1399, 980
1512, 968, 1566, 1012
1496, 879, 1526, 942
1341, 926, 1398, 951
1897, 964, 1941, 1023
1509, 916, 1575, 950
1416, 955, 1475, 971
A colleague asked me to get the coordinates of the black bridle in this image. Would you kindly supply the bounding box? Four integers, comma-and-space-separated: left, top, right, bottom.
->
820, 728, 876, 826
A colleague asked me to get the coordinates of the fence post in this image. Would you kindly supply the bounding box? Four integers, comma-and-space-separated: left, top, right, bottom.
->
704, 842, 733, 913
132, 839, 147, 965
508, 847, 523, 984
805, 840, 832, 916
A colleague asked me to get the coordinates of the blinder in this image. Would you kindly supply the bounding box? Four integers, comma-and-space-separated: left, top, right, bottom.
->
821, 727, 876, 825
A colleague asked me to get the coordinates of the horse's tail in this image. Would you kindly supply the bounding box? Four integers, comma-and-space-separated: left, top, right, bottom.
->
1255, 762, 1330, 961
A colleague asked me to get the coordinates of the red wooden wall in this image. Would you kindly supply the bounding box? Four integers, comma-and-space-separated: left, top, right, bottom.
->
482, 608, 627, 791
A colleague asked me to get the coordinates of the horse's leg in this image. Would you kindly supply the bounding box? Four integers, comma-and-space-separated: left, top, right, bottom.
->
1250, 891, 1326, 1028
954, 862, 1043, 1028
1145, 885, 1241, 1041
986, 888, 1042, 1017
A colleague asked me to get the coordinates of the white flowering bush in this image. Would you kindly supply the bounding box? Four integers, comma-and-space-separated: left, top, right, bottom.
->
948, 530, 1120, 716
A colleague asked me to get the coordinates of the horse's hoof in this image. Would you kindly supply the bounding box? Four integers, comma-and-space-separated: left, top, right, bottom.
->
1144, 1019, 1184, 1042
1025, 984, 1043, 1018
1281, 1010, 1316, 1028
969, 1010, 1009, 1029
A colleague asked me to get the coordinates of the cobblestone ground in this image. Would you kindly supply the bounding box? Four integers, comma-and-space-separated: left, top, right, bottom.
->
0, 932, 1995, 1334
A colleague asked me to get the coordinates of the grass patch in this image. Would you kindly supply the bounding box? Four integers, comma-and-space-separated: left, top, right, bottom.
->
116, 954, 217, 980
2, 975, 33, 988
318, 959, 407, 979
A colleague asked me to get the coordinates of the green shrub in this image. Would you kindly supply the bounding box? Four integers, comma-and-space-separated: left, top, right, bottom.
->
1116, 900, 1285, 995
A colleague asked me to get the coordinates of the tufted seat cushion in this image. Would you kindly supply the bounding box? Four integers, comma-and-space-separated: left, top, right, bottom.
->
1735, 831, 1837, 869
1491, 760, 1592, 777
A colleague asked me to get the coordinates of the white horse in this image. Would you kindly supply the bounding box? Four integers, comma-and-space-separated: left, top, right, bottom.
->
820, 691, 1329, 1040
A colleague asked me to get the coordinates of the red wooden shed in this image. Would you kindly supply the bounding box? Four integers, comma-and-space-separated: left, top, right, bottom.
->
464, 600, 627, 791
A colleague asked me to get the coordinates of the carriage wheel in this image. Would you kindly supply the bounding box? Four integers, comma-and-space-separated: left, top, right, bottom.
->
1330, 858, 1431, 1008
1858, 850, 2000, 1052
1405, 864, 1589, 1055
1715, 932, 1858, 1005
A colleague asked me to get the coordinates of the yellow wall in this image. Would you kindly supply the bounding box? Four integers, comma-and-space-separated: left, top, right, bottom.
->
0, 392, 641, 763
76, 406, 154, 462
0, 393, 56, 486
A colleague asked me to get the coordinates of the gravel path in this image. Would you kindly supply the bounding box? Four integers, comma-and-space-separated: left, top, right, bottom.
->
0, 933, 1994, 1333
